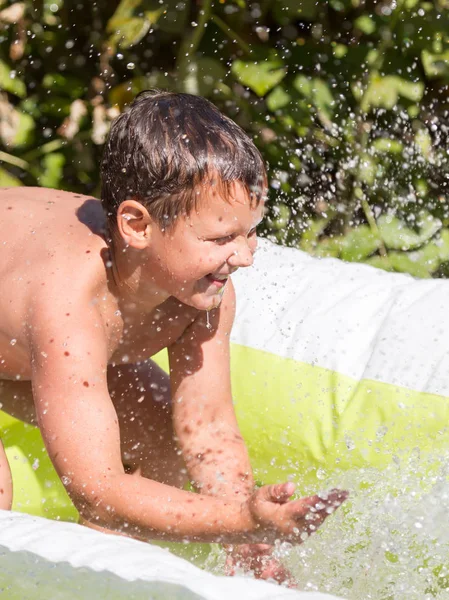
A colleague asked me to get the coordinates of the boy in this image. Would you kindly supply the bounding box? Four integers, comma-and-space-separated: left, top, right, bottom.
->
0, 91, 346, 583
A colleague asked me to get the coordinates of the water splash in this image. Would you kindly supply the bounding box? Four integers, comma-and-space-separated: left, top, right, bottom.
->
199, 450, 449, 599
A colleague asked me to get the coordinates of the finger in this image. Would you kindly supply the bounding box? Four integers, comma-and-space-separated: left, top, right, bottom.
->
258, 559, 297, 587
293, 489, 348, 532
290, 488, 348, 516
263, 482, 296, 504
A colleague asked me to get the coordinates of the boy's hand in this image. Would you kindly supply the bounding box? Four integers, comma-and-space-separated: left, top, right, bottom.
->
245, 482, 348, 544
225, 543, 297, 587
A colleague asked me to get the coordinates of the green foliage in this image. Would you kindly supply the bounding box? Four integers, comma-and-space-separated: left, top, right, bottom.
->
1, 0, 449, 279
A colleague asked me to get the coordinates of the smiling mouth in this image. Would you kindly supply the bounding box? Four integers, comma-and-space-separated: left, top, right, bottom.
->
205, 274, 229, 287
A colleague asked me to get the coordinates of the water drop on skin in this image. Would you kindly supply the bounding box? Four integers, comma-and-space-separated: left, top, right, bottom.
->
206, 311, 212, 330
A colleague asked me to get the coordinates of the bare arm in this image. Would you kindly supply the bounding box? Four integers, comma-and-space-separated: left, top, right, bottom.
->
169, 280, 254, 500
28, 284, 346, 546
27, 287, 255, 543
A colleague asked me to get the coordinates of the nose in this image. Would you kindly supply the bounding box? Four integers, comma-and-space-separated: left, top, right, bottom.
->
227, 238, 254, 268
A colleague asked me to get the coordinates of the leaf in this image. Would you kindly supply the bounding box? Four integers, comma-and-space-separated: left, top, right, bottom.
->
405, 229, 449, 275
106, 0, 143, 32
266, 86, 291, 111
179, 57, 227, 96
358, 153, 376, 185
340, 225, 380, 262
42, 73, 86, 99
108, 16, 157, 49
299, 217, 332, 253
388, 252, 432, 279
38, 153, 65, 189
292, 74, 312, 96
107, 0, 162, 47
313, 236, 344, 258
0, 60, 26, 97
231, 59, 287, 97
357, 75, 424, 112
354, 15, 376, 35
0, 167, 22, 187
371, 138, 403, 154
377, 213, 442, 251
292, 76, 335, 126
421, 50, 449, 79
415, 128, 432, 160
329, 0, 353, 11
365, 256, 394, 272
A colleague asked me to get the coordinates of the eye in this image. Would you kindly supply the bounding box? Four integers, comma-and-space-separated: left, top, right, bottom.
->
210, 235, 233, 245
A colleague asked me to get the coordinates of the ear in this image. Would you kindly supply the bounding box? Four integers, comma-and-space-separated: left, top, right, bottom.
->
116, 200, 152, 250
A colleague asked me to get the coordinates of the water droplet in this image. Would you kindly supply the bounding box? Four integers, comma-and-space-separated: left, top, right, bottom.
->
206, 311, 212, 330
10, 338, 17, 346
126, 62, 135, 70
316, 468, 326, 480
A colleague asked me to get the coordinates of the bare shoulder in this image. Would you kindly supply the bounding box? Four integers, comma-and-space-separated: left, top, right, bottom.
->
0, 187, 119, 378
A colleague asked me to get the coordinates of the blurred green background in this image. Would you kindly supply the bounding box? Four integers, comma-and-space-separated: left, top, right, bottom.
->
1, 0, 449, 277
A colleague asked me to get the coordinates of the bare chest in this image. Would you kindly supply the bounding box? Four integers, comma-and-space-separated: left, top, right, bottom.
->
109, 298, 199, 366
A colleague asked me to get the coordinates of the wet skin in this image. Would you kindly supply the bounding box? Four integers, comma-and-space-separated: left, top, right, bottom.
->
0, 186, 347, 581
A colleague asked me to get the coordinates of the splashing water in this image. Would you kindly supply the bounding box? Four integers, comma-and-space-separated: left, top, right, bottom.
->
200, 450, 449, 599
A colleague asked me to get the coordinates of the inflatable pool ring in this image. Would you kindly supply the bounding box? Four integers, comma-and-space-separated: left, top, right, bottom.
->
3, 238, 449, 521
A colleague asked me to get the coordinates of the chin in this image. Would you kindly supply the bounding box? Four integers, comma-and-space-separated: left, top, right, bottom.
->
181, 293, 222, 312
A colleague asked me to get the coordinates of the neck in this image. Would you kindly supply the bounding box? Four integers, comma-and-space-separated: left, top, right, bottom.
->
107, 234, 170, 314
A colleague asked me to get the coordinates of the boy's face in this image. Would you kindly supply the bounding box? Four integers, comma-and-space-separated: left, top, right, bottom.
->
143, 181, 265, 311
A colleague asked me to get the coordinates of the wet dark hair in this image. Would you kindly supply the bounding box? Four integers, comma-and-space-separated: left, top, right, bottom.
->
101, 90, 266, 235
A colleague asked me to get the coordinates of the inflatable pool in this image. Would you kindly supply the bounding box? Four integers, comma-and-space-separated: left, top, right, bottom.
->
3, 238, 449, 596
0, 510, 342, 600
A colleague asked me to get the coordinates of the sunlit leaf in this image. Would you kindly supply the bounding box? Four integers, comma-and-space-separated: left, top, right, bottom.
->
232, 59, 287, 97
0, 167, 22, 187
299, 217, 332, 253
371, 138, 403, 154
179, 57, 226, 96
415, 128, 432, 160
377, 213, 442, 251
421, 50, 449, 79
340, 225, 380, 262
354, 15, 376, 35
266, 86, 291, 111
329, 0, 352, 12
108, 17, 152, 49
38, 153, 65, 189
388, 252, 432, 278
0, 60, 26, 97
292, 76, 335, 125
106, 0, 143, 31
313, 236, 344, 258
358, 153, 376, 185
357, 75, 424, 112
365, 256, 394, 272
